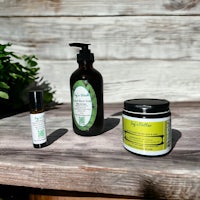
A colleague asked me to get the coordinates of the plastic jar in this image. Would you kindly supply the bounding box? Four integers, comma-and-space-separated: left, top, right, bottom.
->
122, 99, 172, 156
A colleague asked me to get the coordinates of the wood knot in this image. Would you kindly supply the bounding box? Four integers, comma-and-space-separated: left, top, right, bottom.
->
164, 0, 199, 10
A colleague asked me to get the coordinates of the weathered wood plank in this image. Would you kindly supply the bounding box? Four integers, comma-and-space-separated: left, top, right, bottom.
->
37, 60, 200, 103
1, 16, 200, 103
0, 103, 200, 199
1, 16, 200, 61
0, 0, 200, 16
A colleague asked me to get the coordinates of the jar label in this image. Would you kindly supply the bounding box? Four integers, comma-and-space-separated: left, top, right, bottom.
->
72, 80, 97, 131
123, 115, 171, 152
30, 113, 47, 144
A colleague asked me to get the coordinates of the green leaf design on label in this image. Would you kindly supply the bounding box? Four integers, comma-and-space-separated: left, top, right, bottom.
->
72, 80, 97, 131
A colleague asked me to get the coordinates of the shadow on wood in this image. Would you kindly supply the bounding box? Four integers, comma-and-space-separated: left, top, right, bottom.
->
140, 178, 167, 200
29, 189, 138, 200
46, 128, 68, 147
171, 129, 182, 150
102, 118, 120, 133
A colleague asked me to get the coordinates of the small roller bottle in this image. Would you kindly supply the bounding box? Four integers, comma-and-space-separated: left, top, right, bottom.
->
29, 90, 47, 148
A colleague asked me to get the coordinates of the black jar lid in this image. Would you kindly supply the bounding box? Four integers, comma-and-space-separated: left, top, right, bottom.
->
124, 99, 170, 113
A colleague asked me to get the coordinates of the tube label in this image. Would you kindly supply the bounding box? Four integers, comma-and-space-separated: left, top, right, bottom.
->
30, 113, 47, 144
123, 115, 171, 153
72, 80, 97, 131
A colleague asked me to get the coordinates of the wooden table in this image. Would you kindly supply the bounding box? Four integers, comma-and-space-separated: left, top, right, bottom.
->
0, 103, 200, 200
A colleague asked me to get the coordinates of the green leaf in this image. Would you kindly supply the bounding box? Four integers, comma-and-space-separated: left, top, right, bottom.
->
10, 52, 20, 59
9, 72, 24, 80
0, 44, 8, 51
0, 82, 10, 89
0, 91, 9, 99
29, 60, 38, 67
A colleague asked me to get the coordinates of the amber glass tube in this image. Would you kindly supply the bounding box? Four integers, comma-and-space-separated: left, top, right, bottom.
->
29, 90, 47, 148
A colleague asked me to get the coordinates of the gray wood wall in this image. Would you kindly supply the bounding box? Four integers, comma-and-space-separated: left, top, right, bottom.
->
1, 0, 200, 103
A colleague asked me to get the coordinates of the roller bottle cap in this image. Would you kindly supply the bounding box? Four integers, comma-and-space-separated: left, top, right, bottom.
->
69, 43, 94, 64
29, 90, 44, 111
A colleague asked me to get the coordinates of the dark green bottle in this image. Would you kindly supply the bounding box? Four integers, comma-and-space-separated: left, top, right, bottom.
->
69, 43, 104, 136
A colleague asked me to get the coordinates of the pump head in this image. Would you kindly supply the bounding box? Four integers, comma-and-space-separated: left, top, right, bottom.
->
69, 43, 94, 64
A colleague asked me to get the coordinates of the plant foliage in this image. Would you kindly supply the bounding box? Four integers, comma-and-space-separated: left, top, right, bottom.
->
0, 42, 55, 114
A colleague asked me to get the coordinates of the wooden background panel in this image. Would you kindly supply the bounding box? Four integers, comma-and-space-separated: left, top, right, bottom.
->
1, 16, 200, 61
39, 60, 200, 103
1, 1, 200, 103
0, 0, 200, 16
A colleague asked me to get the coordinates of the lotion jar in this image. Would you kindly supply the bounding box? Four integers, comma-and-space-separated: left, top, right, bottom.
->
122, 99, 172, 156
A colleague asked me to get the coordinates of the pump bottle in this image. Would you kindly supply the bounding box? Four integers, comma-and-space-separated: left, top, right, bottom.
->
69, 43, 104, 136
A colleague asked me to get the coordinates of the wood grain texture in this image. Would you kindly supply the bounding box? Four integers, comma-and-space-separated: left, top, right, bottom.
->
38, 60, 200, 103
1, 1, 200, 104
0, 0, 200, 16
2, 15, 200, 103
0, 103, 200, 200
1, 16, 200, 61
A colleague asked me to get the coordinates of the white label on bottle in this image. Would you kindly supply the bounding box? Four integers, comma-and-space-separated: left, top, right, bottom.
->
73, 86, 93, 127
72, 80, 97, 131
30, 113, 47, 144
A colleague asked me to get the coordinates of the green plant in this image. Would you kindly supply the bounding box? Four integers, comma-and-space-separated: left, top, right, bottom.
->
0, 42, 55, 114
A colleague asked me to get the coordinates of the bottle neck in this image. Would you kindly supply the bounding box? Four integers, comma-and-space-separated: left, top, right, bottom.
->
30, 109, 44, 114
78, 61, 93, 70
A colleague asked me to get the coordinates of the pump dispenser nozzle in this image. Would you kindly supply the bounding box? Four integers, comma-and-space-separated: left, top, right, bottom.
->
69, 43, 94, 63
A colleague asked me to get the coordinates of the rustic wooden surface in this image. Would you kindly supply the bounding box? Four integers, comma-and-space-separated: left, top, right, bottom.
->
0, 0, 200, 16
0, 102, 199, 200
1, 0, 200, 103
